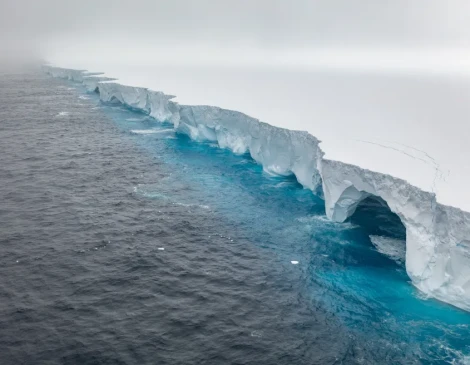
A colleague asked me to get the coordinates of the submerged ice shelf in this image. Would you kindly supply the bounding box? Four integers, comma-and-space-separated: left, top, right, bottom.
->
44, 65, 470, 312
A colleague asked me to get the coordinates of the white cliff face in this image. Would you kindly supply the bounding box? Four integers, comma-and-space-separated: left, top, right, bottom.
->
45, 67, 102, 83
97, 82, 180, 125
178, 105, 324, 189
43, 65, 470, 312
321, 159, 470, 310
82, 76, 117, 92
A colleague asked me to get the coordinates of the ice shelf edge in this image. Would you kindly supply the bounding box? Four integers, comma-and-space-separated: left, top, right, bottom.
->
43, 65, 470, 312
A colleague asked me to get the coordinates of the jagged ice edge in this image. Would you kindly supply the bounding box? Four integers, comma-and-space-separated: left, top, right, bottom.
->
43, 65, 470, 312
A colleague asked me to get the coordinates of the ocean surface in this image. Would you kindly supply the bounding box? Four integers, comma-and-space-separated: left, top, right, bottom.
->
0, 70, 469, 364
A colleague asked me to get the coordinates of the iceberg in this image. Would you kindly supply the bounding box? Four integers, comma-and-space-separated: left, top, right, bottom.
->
43, 65, 470, 312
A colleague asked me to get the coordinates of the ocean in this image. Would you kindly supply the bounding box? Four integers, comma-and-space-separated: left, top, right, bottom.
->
0, 69, 469, 364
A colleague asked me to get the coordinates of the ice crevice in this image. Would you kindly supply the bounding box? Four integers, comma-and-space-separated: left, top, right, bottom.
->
43, 66, 470, 312
354, 139, 448, 199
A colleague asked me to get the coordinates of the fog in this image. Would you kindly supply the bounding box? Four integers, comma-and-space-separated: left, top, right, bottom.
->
1, 0, 470, 73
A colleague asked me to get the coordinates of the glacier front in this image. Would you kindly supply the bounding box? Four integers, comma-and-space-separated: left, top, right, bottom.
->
43, 65, 470, 312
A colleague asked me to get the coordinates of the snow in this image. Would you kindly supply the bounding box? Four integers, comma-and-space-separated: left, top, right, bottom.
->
43, 65, 470, 312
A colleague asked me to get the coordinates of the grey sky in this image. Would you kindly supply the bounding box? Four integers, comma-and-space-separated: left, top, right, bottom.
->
1, 0, 470, 57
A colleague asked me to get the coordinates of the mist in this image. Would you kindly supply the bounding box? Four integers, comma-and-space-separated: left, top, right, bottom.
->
1, 0, 470, 74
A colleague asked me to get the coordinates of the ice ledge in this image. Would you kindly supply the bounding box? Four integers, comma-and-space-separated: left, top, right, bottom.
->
43, 65, 470, 312
322, 160, 470, 310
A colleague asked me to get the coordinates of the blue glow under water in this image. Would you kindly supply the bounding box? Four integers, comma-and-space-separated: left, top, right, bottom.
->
0, 71, 469, 364
90, 81, 470, 363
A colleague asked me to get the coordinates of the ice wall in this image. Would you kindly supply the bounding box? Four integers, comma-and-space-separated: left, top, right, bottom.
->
97, 82, 180, 124
43, 65, 470, 312
321, 160, 470, 309
177, 105, 324, 190
82, 76, 117, 92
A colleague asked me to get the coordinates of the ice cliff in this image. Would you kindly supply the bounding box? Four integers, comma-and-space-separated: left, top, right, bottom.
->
43, 65, 470, 312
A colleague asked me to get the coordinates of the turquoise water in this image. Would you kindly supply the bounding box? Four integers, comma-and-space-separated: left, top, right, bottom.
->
82, 84, 470, 364
2, 71, 468, 364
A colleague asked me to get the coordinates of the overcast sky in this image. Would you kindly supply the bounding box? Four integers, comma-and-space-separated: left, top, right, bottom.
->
1, 0, 470, 70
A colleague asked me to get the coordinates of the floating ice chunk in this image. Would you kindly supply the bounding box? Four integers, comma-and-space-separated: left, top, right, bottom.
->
369, 235, 406, 264
130, 129, 174, 135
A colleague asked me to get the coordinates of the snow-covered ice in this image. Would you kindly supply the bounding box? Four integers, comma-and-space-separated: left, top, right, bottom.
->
43, 65, 470, 312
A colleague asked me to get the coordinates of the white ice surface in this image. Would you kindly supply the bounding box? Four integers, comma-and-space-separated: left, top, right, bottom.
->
48, 63, 469, 211
43, 63, 470, 311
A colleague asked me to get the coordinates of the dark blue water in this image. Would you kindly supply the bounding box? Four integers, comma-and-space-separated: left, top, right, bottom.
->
1, 70, 469, 364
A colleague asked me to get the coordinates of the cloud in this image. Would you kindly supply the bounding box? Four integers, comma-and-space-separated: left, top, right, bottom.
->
1, 0, 470, 67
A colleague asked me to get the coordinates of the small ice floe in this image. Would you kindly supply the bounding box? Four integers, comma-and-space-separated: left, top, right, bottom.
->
130, 129, 174, 135
174, 202, 210, 210
157, 247, 165, 251
369, 235, 406, 264
291, 260, 299, 265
